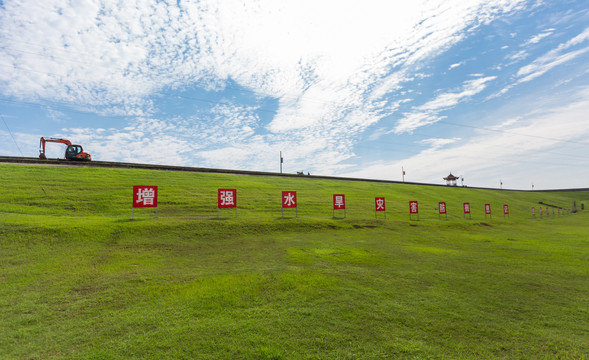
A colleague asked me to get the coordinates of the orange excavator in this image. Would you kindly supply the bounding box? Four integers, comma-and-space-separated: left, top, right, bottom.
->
39, 137, 92, 161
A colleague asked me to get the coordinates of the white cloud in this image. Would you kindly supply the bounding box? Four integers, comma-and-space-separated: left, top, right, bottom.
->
393, 76, 496, 133
515, 27, 589, 80
523, 29, 554, 45
449, 61, 465, 70
492, 27, 589, 98
517, 47, 589, 83
507, 49, 529, 62
419, 137, 461, 150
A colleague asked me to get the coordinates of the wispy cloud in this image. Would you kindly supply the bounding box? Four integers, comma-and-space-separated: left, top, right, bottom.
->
516, 27, 589, 82
491, 27, 589, 99
449, 61, 465, 70
393, 76, 496, 133
419, 137, 461, 150
523, 29, 554, 46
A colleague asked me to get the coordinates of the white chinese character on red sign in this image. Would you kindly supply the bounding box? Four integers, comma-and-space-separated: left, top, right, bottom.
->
439, 202, 446, 214
463, 202, 470, 214
375, 197, 385, 211
133, 186, 158, 208
409, 201, 418, 214
485, 204, 491, 214
333, 194, 345, 209
282, 191, 297, 208
218, 189, 237, 208
503, 205, 509, 214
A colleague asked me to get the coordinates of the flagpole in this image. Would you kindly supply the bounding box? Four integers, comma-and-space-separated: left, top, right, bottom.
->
280, 151, 283, 174
402, 167, 405, 183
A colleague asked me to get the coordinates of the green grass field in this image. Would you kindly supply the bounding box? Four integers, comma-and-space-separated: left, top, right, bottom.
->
1, 164, 588, 359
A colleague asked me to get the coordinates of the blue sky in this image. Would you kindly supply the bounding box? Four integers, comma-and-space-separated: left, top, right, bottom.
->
1, 0, 588, 189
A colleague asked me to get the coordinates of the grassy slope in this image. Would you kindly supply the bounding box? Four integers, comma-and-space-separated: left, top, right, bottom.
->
0, 164, 588, 359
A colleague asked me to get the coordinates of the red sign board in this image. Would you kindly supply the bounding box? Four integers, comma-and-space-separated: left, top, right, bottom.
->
503, 204, 509, 215
485, 204, 491, 215
409, 201, 419, 214
463, 202, 471, 214
531, 207, 535, 216
439, 202, 447, 214
333, 194, 345, 210
375, 197, 386, 212
133, 186, 158, 208
218, 189, 237, 208
282, 191, 297, 208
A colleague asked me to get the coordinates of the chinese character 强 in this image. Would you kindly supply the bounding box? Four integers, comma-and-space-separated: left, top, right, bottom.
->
218, 189, 237, 208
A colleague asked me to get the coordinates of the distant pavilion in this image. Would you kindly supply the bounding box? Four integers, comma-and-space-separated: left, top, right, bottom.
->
444, 173, 459, 186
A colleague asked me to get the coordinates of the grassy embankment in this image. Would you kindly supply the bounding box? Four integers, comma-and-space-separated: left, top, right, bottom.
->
1, 164, 588, 359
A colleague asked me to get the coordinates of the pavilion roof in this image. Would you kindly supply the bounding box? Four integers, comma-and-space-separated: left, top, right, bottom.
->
443, 173, 460, 180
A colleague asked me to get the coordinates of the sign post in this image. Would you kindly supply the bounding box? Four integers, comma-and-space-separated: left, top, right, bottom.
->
375, 197, 386, 219
282, 191, 297, 218
132, 186, 158, 219
484, 204, 491, 219
333, 194, 346, 218
438, 202, 447, 220
218, 189, 237, 217
409, 201, 419, 220
463, 202, 471, 219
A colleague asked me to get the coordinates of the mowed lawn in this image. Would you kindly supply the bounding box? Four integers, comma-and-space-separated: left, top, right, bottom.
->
1, 164, 588, 359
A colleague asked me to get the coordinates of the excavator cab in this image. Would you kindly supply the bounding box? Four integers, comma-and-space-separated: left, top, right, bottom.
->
64, 144, 91, 160
66, 145, 83, 159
